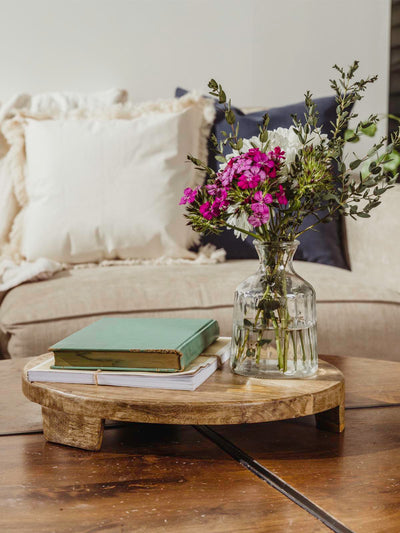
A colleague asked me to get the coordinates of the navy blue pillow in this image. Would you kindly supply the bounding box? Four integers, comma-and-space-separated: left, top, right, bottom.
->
176, 88, 348, 268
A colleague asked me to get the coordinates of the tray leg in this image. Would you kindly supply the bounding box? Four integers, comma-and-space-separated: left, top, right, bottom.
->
42, 407, 104, 451
315, 403, 345, 433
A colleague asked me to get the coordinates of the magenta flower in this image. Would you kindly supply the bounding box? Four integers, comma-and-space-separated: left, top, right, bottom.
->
253, 191, 273, 205
199, 202, 214, 220
205, 183, 218, 196
236, 158, 253, 173
248, 148, 268, 163
247, 191, 273, 227
199, 191, 229, 220
276, 185, 288, 205
179, 187, 199, 205
219, 158, 237, 186
238, 167, 266, 189
270, 146, 285, 160
248, 208, 270, 227
215, 146, 285, 191
263, 159, 277, 178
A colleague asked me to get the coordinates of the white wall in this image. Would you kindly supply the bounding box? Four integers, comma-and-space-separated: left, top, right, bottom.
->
0, 0, 391, 138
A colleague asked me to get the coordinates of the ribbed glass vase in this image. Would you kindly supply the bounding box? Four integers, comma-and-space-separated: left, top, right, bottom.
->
230, 240, 318, 378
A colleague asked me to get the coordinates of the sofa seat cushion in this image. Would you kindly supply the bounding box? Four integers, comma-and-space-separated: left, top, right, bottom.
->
0, 261, 399, 360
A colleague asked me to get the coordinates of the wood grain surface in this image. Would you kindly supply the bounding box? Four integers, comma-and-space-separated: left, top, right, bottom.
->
2, 354, 399, 437
214, 407, 400, 533
1, 354, 400, 531
0, 357, 42, 434
0, 424, 327, 533
22, 354, 344, 427
42, 407, 105, 451
322, 354, 400, 407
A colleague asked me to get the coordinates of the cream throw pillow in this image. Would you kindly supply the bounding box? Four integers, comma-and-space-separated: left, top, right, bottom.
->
3, 94, 214, 263
0, 89, 128, 251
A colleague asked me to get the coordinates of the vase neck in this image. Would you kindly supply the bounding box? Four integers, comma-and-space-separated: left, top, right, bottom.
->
254, 240, 299, 273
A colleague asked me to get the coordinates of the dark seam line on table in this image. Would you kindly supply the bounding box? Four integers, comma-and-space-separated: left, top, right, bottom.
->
194, 425, 354, 533
346, 403, 400, 409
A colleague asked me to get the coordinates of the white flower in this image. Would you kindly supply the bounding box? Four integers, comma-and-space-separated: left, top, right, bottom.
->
226, 204, 255, 240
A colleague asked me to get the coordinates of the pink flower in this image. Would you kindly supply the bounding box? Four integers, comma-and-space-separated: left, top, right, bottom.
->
271, 146, 285, 160
276, 185, 288, 205
236, 158, 253, 173
263, 159, 276, 178
238, 167, 266, 189
215, 145, 286, 191
248, 148, 268, 163
219, 158, 237, 186
248, 208, 270, 227
247, 191, 273, 227
205, 183, 219, 196
206, 183, 230, 199
179, 187, 199, 205
199, 192, 228, 220
199, 202, 214, 220
253, 191, 273, 205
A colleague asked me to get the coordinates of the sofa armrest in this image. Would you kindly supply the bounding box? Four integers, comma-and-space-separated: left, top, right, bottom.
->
345, 183, 400, 287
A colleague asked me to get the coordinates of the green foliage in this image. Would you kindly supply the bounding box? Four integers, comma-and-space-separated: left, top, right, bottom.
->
184, 62, 400, 242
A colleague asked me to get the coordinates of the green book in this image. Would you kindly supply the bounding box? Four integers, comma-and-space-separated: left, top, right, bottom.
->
50, 317, 219, 372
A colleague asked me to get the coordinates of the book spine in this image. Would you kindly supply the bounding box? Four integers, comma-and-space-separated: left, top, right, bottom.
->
177, 320, 220, 370
51, 365, 179, 373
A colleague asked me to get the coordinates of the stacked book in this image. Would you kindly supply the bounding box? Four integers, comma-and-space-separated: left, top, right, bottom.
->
27, 318, 230, 391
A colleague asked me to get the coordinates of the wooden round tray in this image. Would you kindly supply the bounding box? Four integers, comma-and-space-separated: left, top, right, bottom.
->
22, 354, 345, 451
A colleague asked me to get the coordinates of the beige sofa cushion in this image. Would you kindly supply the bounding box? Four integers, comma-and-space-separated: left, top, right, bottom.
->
345, 183, 400, 288
0, 261, 399, 360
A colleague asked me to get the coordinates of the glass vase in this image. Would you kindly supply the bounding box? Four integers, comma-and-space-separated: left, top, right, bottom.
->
230, 240, 317, 378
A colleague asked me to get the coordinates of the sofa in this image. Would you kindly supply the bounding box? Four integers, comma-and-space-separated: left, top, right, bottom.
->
0, 184, 399, 362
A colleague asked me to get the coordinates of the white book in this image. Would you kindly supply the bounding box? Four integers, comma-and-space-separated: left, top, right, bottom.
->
27, 337, 231, 391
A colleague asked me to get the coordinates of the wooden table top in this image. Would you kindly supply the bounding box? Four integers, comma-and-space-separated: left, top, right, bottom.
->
3, 354, 399, 435
1, 354, 400, 532
22, 353, 344, 426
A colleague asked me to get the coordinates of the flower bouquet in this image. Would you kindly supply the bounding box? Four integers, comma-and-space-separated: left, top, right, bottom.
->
180, 62, 399, 378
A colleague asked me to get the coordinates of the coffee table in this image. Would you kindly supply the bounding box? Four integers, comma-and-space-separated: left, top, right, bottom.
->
22, 353, 344, 451
1, 354, 399, 532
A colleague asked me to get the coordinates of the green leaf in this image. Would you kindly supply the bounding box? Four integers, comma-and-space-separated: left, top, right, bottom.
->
371, 166, 381, 175
260, 130, 268, 143
383, 149, 400, 173
360, 123, 377, 137
215, 155, 226, 163
257, 339, 272, 347
258, 299, 280, 312
243, 318, 253, 328
350, 159, 362, 170
225, 109, 235, 125
208, 79, 218, 91
344, 129, 359, 143
357, 212, 371, 218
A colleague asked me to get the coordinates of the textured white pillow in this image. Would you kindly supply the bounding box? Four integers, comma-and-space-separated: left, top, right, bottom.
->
19, 97, 213, 263
0, 88, 128, 252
